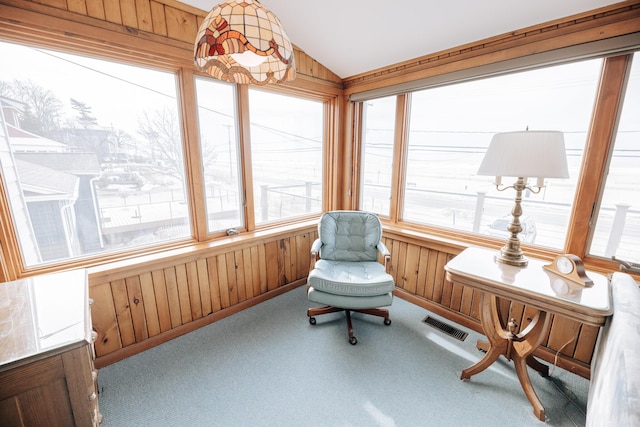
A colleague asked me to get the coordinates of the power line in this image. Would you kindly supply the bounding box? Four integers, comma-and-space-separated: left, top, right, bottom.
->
34, 48, 322, 145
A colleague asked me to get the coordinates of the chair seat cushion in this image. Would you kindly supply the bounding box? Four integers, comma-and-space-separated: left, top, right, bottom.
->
308, 259, 395, 297
307, 286, 393, 309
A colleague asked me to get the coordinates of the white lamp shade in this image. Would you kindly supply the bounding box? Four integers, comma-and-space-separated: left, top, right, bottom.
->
477, 130, 570, 179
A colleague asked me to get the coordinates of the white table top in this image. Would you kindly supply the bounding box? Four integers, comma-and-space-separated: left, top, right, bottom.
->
444, 247, 612, 326
0, 269, 90, 369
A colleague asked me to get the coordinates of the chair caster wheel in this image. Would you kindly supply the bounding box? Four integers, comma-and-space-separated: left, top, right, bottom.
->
384, 318, 391, 326
349, 336, 357, 345
309, 317, 316, 325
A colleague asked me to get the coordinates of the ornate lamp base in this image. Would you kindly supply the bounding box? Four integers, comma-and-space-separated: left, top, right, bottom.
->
493, 176, 530, 267
495, 244, 528, 267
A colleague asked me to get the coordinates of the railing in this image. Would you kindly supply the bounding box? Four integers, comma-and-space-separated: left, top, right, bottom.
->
93, 180, 637, 262
367, 183, 639, 262
260, 182, 321, 222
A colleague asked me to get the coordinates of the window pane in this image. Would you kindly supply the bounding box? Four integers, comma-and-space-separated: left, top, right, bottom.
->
195, 77, 243, 233
589, 53, 640, 264
359, 96, 395, 216
249, 89, 323, 224
0, 41, 189, 266
403, 59, 602, 249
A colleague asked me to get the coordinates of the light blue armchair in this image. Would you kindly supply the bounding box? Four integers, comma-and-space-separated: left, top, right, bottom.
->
307, 210, 395, 344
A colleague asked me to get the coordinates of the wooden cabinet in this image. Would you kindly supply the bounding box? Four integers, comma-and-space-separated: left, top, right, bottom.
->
0, 270, 102, 426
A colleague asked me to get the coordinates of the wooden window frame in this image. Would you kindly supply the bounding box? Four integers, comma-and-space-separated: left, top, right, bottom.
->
0, 0, 638, 280
349, 54, 636, 275
0, 8, 339, 280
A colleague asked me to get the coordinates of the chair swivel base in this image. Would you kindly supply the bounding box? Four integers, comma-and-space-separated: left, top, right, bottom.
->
307, 306, 391, 345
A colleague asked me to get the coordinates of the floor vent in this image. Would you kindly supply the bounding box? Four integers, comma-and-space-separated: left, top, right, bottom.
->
422, 316, 468, 341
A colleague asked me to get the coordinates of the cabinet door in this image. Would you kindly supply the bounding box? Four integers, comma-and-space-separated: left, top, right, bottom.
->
0, 356, 75, 426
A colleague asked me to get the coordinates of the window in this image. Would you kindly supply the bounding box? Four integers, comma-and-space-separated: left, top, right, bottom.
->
589, 53, 640, 264
359, 96, 396, 216
0, 41, 189, 266
402, 59, 603, 249
195, 77, 243, 233
248, 89, 323, 224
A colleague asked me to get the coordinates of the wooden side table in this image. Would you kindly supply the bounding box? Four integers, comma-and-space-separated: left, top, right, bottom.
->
444, 247, 612, 421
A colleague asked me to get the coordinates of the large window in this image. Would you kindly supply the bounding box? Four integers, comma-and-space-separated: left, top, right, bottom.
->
0, 37, 331, 271
0, 41, 189, 266
248, 89, 323, 224
195, 77, 243, 233
589, 53, 640, 264
403, 59, 603, 249
359, 96, 396, 217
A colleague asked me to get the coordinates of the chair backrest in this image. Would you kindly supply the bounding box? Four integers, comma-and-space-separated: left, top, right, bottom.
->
318, 210, 382, 262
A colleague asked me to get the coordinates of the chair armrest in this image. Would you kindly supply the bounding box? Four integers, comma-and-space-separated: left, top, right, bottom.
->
377, 241, 392, 274
310, 238, 322, 271
311, 238, 322, 256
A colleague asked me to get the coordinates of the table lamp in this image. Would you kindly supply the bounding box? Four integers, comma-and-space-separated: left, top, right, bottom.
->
477, 130, 569, 266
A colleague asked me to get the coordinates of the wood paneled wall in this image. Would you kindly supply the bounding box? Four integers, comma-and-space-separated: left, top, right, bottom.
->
89, 226, 317, 367
89, 224, 597, 377
382, 230, 597, 378
0, 0, 342, 87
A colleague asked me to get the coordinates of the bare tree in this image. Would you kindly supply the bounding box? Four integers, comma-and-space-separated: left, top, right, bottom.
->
0, 80, 12, 97
111, 128, 133, 150
136, 107, 219, 183
137, 107, 184, 182
11, 79, 62, 136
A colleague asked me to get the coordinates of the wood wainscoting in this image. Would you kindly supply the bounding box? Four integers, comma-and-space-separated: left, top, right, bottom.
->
88, 225, 317, 368
90, 224, 599, 378
382, 229, 598, 379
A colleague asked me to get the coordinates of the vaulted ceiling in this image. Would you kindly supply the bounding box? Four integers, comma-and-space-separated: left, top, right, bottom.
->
182, 0, 622, 79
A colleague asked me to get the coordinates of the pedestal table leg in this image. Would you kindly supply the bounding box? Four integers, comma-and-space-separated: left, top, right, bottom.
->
460, 292, 552, 421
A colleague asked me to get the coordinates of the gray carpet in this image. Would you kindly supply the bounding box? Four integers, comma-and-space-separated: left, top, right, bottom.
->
97, 285, 588, 427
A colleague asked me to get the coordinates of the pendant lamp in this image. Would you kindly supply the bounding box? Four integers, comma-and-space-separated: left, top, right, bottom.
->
194, 0, 296, 85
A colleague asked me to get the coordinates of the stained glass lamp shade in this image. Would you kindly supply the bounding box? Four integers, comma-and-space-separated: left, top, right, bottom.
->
194, 0, 296, 85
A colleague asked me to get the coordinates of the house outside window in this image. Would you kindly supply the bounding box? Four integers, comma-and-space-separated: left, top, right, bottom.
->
0, 41, 189, 266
